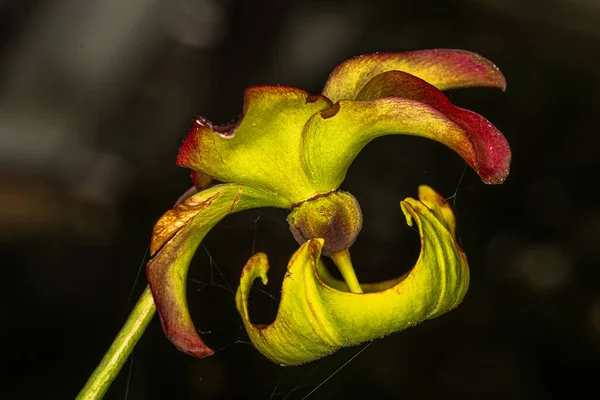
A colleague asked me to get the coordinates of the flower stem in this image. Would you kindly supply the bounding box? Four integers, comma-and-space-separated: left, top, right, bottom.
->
331, 249, 363, 293
77, 286, 156, 400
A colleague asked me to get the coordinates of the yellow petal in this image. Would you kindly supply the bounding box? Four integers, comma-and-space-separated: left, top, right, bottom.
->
236, 186, 469, 365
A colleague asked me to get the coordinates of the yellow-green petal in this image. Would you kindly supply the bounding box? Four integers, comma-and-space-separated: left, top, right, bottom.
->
302, 98, 482, 193
236, 185, 469, 366
147, 183, 286, 358
176, 86, 332, 205
322, 49, 506, 103
355, 70, 511, 184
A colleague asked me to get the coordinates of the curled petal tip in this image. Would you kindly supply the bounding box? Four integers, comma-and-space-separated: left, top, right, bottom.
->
474, 135, 512, 185
164, 327, 215, 358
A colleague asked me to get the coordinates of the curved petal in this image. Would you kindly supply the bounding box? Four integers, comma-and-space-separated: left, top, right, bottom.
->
302, 96, 508, 194
356, 70, 511, 184
236, 185, 469, 366
176, 86, 332, 205
322, 49, 506, 103
147, 183, 286, 358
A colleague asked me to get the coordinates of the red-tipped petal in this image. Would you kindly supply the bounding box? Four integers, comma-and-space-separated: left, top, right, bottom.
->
356, 70, 511, 184
322, 49, 506, 103
147, 184, 285, 358
302, 94, 510, 193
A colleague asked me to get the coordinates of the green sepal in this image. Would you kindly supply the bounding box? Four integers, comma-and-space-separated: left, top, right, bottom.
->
176, 86, 332, 205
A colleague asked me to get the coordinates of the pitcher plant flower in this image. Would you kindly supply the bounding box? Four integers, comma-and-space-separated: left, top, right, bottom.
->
78, 49, 510, 398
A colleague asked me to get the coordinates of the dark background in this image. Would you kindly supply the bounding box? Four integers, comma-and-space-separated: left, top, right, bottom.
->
3, 0, 600, 398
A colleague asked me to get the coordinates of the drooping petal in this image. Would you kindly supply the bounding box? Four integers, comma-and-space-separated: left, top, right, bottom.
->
176, 86, 332, 205
236, 185, 469, 366
322, 49, 506, 103
355, 70, 511, 184
302, 96, 506, 193
147, 183, 286, 358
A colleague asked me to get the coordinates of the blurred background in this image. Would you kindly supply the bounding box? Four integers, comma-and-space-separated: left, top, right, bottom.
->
3, 0, 600, 398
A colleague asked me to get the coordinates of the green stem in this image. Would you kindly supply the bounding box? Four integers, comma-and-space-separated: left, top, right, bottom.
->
77, 286, 156, 400
331, 249, 363, 293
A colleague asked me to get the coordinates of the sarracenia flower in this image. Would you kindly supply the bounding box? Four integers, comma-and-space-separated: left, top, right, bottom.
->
147, 49, 511, 365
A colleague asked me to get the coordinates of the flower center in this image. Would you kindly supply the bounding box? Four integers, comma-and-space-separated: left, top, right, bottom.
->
287, 190, 362, 256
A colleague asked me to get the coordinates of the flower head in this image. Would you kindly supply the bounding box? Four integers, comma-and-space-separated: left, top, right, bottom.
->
147, 49, 511, 364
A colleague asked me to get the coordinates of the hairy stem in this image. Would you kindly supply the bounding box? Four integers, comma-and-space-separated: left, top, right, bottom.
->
77, 286, 156, 400
331, 249, 363, 293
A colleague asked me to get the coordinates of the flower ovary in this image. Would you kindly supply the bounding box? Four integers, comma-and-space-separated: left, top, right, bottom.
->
287, 191, 362, 256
